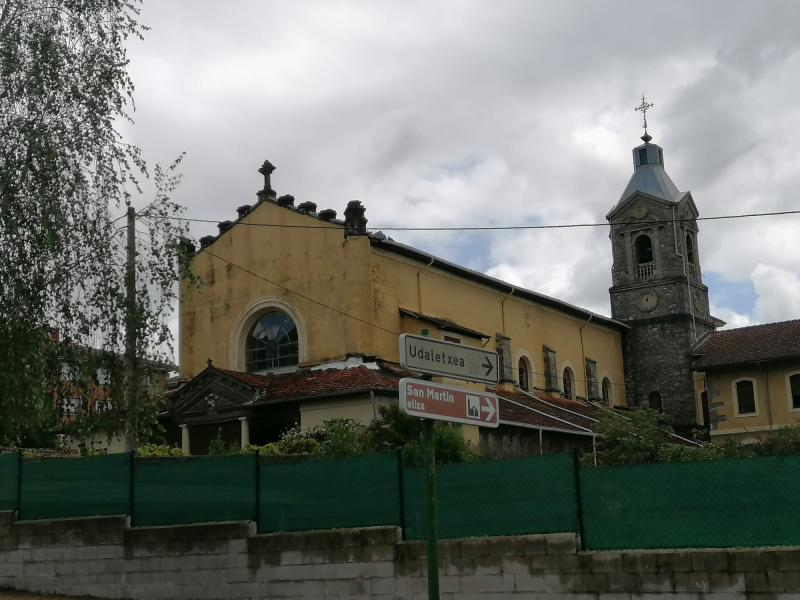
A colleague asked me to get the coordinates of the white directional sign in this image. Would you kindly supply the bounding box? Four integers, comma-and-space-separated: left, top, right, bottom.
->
399, 378, 500, 428
399, 334, 499, 384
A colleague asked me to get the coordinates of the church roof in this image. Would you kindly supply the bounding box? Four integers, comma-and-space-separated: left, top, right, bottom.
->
616, 162, 684, 206
692, 319, 800, 369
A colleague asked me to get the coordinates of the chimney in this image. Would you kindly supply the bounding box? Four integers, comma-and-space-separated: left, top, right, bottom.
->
199, 235, 216, 249
318, 209, 337, 221
236, 205, 252, 219
178, 236, 196, 255
297, 201, 317, 214
343, 200, 368, 237
218, 221, 233, 234
257, 160, 276, 200
277, 194, 295, 207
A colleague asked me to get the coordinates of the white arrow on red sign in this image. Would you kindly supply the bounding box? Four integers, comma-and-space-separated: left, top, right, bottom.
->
399, 378, 500, 428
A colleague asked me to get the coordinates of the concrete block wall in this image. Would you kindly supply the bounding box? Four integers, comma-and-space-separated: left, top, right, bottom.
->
2, 509, 800, 599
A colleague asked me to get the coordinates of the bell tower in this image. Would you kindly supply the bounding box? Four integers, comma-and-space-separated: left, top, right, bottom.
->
607, 96, 714, 428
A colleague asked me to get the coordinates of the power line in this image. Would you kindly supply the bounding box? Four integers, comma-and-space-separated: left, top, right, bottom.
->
151, 208, 800, 232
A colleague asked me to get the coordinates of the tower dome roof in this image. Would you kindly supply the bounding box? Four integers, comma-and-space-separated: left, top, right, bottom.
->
608, 139, 689, 218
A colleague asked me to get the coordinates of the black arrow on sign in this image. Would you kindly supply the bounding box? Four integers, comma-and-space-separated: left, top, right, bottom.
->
483, 358, 494, 376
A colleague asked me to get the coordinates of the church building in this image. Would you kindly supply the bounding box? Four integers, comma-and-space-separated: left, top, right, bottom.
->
161, 107, 799, 454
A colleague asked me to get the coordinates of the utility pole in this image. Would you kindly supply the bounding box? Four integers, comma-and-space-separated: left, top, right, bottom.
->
124, 205, 137, 451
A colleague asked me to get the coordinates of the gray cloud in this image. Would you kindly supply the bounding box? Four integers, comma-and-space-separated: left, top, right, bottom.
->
123, 0, 800, 329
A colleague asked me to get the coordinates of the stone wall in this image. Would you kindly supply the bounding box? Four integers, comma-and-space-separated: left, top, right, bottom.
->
2, 509, 800, 599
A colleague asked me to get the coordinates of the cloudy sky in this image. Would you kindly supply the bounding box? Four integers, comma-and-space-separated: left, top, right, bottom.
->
122, 0, 800, 329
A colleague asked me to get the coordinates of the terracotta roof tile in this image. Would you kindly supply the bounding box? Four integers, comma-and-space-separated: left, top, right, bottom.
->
493, 389, 599, 434
692, 319, 800, 369
220, 365, 402, 401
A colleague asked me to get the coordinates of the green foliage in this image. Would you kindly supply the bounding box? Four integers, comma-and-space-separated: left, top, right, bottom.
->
591, 406, 675, 466
137, 444, 183, 457
0, 1, 193, 448
591, 409, 800, 467
247, 404, 479, 465
207, 430, 241, 456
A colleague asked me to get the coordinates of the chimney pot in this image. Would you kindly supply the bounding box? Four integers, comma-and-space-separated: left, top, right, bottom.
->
297, 201, 317, 214
199, 235, 216, 249
277, 194, 295, 207
318, 209, 337, 221
343, 200, 368, 237
236, 205, 252, 219
218, 221, 233, 234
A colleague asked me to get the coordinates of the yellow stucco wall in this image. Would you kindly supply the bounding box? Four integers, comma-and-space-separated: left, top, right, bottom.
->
180, 201, 376, 378
180, 199, 627, 411
370, 249, 627, 404
704, 360, 800, 440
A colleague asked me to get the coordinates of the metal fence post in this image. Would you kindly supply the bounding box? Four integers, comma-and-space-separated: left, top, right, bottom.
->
129, 451, 136, 527
397, 449, 406, 538
254, 451, 260, 529
16, 450, 22, 520
572, 449, 586, 551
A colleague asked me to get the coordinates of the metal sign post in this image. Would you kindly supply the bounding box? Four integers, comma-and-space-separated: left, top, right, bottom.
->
399, 335, 501, 600
422, 418, 439, 600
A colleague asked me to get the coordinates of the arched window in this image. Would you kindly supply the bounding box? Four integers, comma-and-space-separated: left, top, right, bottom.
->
686, 234, 695, 264
789, 373, 800, 411
518, 358, 530, 392
734, 379, 757, 415
648, 391, 662, 411
245, 311, 299, 373
602, 378, 611, 405
634, 234, 654, 264
563, 367, 573, 400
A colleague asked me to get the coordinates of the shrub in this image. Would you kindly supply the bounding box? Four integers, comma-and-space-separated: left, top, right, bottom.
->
137, 444, 183, 457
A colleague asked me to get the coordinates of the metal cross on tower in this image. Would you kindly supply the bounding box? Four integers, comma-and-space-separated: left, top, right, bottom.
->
635, 93, 654, 142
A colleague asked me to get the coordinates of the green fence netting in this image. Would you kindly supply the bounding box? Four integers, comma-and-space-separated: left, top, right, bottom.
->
133, 454, 257, 527
580, 453, 800, 550
403, 451, 580, 540
19, 453, 130, 521
258, 452, 401, 533
0, 452, 19, 511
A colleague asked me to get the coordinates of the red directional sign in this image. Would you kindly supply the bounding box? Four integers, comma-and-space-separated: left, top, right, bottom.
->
399, 378, 500, 428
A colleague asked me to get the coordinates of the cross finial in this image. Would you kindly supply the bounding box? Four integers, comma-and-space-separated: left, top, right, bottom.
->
635, 93, 654, 142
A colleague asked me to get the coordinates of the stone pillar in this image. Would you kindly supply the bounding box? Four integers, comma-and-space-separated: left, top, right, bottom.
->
543, 345, 559, 391
180, 424, 190, 456
495, 333, 514, 384
239, 417, 250, 450
585, 358, 599, 400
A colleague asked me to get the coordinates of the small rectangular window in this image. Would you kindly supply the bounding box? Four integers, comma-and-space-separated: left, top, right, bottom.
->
443, 335, 461, 344
658, 148, 664, 165
638, 148, 648, 166
790, 374, 800, 410
736, 380, 757, 415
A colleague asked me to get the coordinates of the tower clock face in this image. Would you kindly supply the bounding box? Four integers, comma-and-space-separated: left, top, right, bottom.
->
638, 291, 658, 312
693, 291, 704, 312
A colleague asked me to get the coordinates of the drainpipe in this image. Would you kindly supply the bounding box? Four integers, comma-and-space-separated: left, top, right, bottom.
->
417, 257, 435, 314
592, 435, 597, 467
370, 390, 378, 421
501, 286, 515, 334
579, 315, 593, 399
758, 362, 774, 434
673, 205, 697, 342
539, 428, 543, 456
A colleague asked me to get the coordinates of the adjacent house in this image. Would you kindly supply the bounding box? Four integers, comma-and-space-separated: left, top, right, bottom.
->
692, 319, 800, 441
